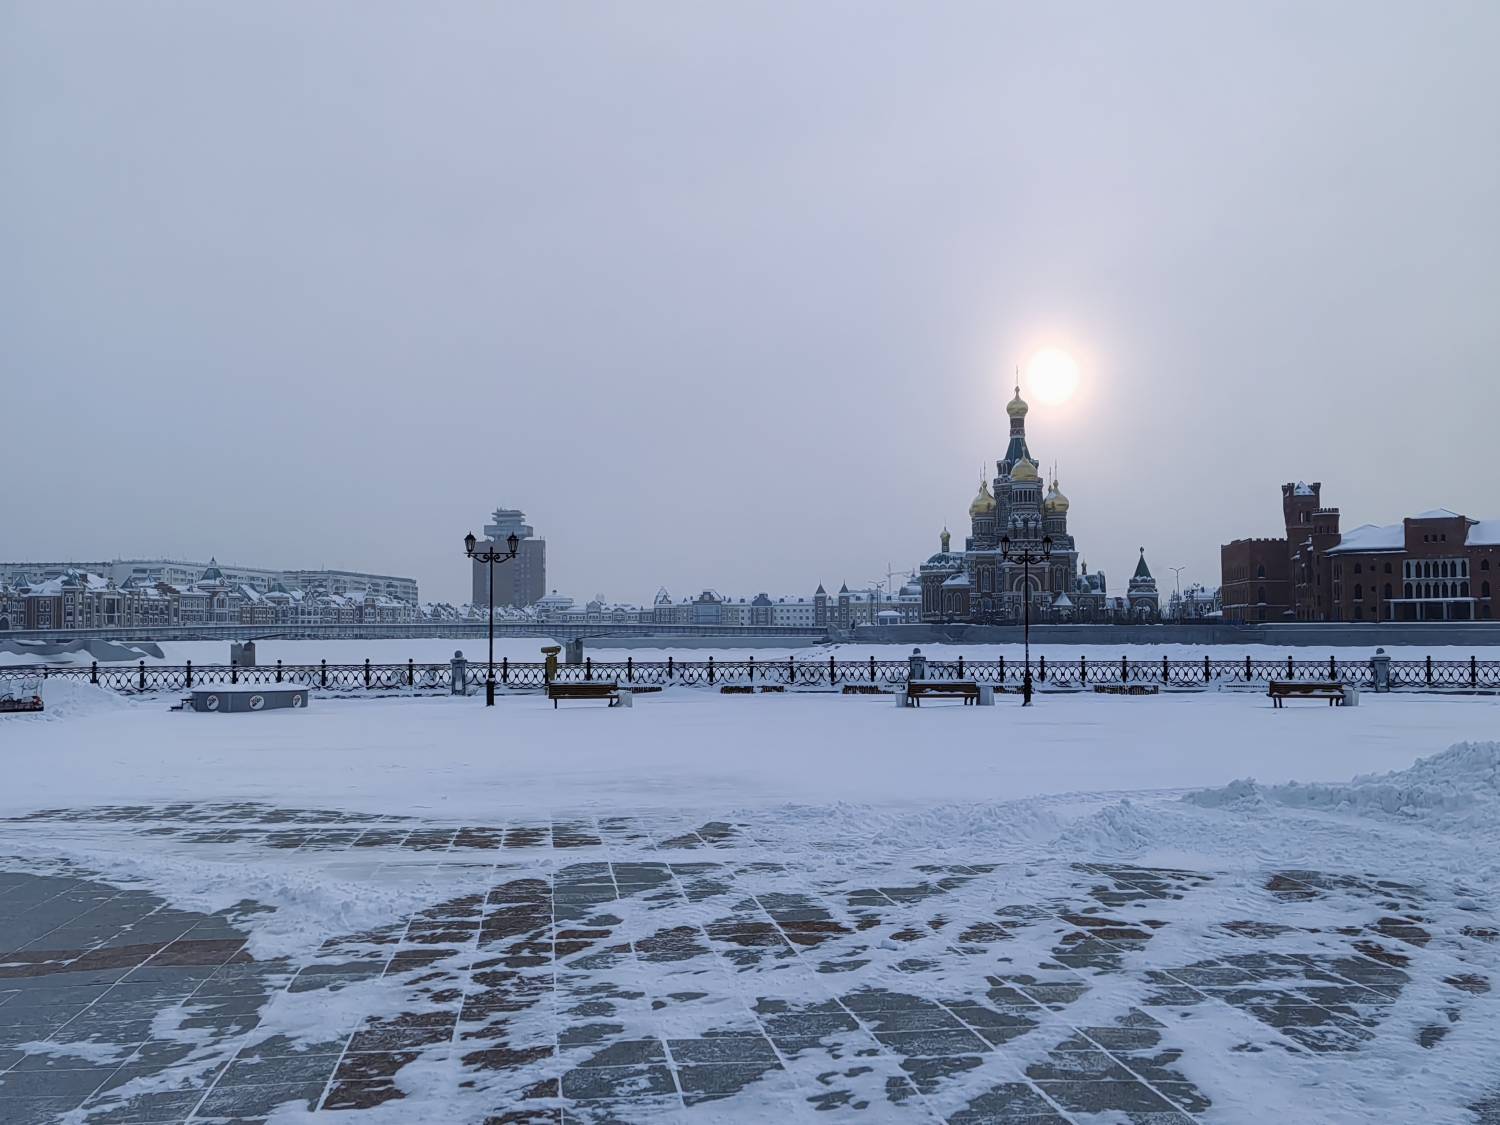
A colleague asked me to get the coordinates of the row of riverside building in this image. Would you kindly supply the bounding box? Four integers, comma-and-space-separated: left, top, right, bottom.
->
0, 560, 417, 632
1221, 482, 1499, 622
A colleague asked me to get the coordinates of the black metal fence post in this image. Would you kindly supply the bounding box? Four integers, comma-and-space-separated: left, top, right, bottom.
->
787, 656, 794, 685
869, 655, 876, 684
667, 655, 674, 682
320, 659, 327, 688
185, 659, 192, 689
585, 657, 593, 682
1426, 655, 1433, 685
626, 656, 633, 683
1245, 655, 1252, 681
708, 656, 715, 685
999, 655, 1005, 683
407, 659, 413, 686
748, 656, 754, 683
1162, 655, 1169, 684
1121, 655, 1128, 683
231, 660, 238, 685
277, 659, 284, 684
1203, 655, 1210, 683
829, 655, 836, 684
1287, 655, 1293, 680
1328, 655, 1335, 681
1080, 654, 1087, 684
364, 658, 371, 688
139, 660, 146, 691
502, 657, 508, 685
1039, 655, 1046, 682
90, 660, 98, 685
957, 655, 964, 678
1473, 655, 1479, 687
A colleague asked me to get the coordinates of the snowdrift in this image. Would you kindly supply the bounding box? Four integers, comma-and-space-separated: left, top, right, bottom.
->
1184, 740, 1500, 827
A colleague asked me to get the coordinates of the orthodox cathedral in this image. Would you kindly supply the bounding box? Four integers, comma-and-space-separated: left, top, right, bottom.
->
919, 385, 1159, 623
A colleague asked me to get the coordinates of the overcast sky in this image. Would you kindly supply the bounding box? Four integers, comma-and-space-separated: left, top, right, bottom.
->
4, 2, 1497, 605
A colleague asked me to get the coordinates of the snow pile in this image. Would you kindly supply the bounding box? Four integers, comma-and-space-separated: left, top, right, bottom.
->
1185, 741, 1500, 829
31, 677, 132, 719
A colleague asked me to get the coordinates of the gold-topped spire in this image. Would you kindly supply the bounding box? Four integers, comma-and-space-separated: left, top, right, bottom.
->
969, 478, 996, 517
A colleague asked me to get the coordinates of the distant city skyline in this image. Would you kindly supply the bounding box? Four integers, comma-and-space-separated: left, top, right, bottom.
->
5, 5, 1497, 605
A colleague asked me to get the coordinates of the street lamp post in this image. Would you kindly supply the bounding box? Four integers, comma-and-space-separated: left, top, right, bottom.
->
464, 530, 520, 706
1000, 533, 1053, 706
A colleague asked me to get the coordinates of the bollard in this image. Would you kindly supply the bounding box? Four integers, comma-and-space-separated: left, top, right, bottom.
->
1370, 648, 1390, 693
908, 648, 928, 684
450, 650, 468, 695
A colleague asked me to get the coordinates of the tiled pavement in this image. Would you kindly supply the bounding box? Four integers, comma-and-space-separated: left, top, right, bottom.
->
1, 804, 1497, 1123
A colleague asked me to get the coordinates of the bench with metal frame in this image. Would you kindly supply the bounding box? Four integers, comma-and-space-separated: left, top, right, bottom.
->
546, 681, 630, 708
1267, 680, 1346, 707
904, 679, 984, 706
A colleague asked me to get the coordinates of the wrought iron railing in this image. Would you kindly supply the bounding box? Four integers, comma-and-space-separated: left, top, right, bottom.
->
9, 654, 1500, 695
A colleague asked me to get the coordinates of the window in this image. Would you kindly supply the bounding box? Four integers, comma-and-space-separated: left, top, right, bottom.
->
1483, 559, 1491, 571
1257, 585, 1266, 604
1354, 563, 1362, 574
1383, 583, 1392, 599
1384, 562, 1392, 574
1256, 564, 1265, 579
1484, 581, 1491, 598
1353, 584, 1362, 600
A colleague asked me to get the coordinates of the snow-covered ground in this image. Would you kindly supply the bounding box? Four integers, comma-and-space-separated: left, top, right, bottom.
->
4, 686, 1500, 1122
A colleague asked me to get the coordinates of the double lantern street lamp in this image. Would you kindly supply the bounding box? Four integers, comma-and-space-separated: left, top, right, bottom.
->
464, 530, 520, 706
999, 533, 1053, 706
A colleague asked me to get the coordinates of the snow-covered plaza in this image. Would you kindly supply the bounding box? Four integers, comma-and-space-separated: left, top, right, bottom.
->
4, 685, 1500, 1124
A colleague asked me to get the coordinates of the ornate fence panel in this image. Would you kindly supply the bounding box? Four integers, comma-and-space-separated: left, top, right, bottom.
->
11, 654, 1499, 697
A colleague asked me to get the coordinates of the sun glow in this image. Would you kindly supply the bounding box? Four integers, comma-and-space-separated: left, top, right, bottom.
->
1026, 348, 1080, 405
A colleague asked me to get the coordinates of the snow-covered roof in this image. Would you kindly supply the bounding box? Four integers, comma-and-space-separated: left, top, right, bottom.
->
1052, 592, 1073, 608
1292, 481, 1315, 496
942, 572, 970, 588
1326, 523, 1404, 554
1412, 508, 1464, 520
1470, 520, 1500, 546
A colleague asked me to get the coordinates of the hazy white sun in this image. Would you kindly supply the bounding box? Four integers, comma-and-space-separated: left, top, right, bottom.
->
1027, 348, 1080, 405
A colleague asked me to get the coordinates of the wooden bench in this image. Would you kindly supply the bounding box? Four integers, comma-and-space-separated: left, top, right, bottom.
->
1268, 680, 1346, 707
904, 680, 984, 706
546, 681, 630, 708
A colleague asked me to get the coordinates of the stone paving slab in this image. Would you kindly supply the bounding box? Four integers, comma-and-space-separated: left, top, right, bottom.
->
1, 803, 1497, 1122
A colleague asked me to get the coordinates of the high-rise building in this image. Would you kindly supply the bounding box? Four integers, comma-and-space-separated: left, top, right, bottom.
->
471, 507, 547, 609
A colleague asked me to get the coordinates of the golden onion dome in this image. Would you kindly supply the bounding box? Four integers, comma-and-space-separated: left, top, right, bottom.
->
1010, 456, 1039, 482
969, 480, 996, 516
1006, 387, 1029, 418
1044, 479, 1070, 513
